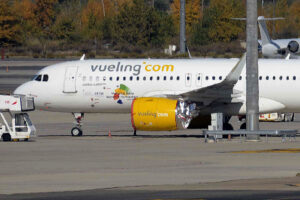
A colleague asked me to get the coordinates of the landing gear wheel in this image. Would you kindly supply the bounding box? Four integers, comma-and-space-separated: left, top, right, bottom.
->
71, 127, 82, 137
71, 112, 84, 137
2, 133, 11, 142
223, 123, 234, 130
240, 123, 246, 130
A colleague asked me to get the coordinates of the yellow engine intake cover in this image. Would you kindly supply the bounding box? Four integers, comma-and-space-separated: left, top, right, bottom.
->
131, 97, 178, 131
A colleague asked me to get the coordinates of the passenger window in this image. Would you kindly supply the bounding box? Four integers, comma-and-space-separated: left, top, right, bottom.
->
279, 76, 282, 80
109, 77, 113, 81
212, 76, 215, 80
82, 76, 86, 81
103, 76, 106, 81
259, 76, 262, 80
43, 75, 49, 82
143, 76, 146, 81
273, 76, 276, 80
239, 76, 242, 80
34, 75, 42, 82
293, 76, 296, 80
130, 76, 133, 81
157, 76, 160, 80
176, 76, 180, 81
116, 77, 119, 81
170, 76, 173, 80
164, 76, 167, 81
136, 77, 139, 81
150, 76, 153, 81
123, 77, 126, 81
286, 76, 289, 80
197, 76, 200, 81
219, 76, 222, 80
186, 76, 190, 81
205, 76, 209, 80
266, 76, 269, 80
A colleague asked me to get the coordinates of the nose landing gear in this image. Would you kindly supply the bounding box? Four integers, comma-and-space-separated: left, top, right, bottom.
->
71, 113, 84, 136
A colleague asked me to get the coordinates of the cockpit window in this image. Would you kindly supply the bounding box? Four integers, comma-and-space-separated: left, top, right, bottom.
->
33, 75, 42, 81
43, 74, 49, 82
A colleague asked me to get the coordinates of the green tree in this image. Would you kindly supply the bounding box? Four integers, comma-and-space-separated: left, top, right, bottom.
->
154, 0, 170, 11
13, 0, 36, 45
53, 0, 82, 42
80, 0, 106, 53
34, 0, 58, 35
0, 0, 20, 46
171, 0, 202, 33
112, 0, 174, 48
289, 1, 300, 36
33, 0, 59, 57
205, 0, 244, 42
275, 0, 292, 38
190, 20, 209, 46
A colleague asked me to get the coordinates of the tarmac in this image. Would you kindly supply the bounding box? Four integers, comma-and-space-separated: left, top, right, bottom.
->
1, 60, 300, 199
1, 111, 300, 199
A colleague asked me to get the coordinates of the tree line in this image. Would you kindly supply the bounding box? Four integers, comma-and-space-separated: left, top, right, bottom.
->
0, 0, 299, 58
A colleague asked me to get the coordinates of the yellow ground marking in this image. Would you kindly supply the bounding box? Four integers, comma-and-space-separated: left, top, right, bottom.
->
231, 148, 300, 153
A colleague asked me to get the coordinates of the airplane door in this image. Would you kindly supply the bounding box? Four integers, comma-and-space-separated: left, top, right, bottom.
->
63, 66, 78, 93
185, 73, 192, 87
196, 73, 202, 87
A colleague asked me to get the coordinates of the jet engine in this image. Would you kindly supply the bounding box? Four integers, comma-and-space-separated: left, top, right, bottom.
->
131, 97, 196, 131
287, 41, 299, 53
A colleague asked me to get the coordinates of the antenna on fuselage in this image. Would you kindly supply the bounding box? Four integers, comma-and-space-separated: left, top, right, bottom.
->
80, 54, 85, 61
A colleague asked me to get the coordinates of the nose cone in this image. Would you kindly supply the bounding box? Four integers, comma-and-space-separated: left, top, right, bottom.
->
14, 82, 31, 96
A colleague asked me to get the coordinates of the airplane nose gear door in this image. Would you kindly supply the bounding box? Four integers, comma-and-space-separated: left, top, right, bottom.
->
63, 67, 78, 93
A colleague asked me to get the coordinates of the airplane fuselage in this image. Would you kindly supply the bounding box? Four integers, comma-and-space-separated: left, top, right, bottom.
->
14, 58, 300, 115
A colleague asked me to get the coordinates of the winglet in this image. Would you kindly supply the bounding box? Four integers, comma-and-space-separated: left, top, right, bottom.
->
224, 53, 246, 84
80, 54, 85, 61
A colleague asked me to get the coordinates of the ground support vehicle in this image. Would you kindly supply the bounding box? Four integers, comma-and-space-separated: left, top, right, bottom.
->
0, 95, 36, 142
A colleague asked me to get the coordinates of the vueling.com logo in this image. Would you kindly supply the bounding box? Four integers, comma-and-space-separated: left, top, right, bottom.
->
91, 61, 174, 76
143, 62, 174, 72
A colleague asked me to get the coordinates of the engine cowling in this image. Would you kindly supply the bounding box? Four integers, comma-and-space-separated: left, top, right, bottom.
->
288, 40, 299, 53
131, 97, 195, 131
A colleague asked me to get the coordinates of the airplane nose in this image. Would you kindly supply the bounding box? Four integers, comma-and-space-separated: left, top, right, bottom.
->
14, 83, 30, 96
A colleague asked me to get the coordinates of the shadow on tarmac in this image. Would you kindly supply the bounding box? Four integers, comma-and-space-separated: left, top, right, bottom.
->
37, 134, 204, 138
2, 189, 300, 200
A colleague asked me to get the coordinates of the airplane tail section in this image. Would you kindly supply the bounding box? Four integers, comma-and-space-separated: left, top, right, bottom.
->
257, 16, 272, 45
257, 16, 284, 46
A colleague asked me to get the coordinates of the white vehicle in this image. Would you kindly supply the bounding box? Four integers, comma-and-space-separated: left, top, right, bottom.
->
257, 16, 300, 58
259, 113, 294, 122
13, 54, 300, 136
0, 95, 36, 141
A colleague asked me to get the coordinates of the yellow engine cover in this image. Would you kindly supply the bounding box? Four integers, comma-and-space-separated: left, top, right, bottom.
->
131, 97, 178, 131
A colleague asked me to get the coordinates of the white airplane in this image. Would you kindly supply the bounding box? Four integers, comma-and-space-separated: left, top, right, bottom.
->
13, 54, 300, 136
257, 16, 300, 58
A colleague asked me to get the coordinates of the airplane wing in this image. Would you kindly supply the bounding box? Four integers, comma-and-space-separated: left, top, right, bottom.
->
171, 53, 246, 106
